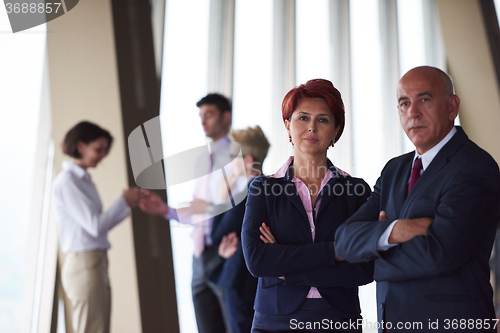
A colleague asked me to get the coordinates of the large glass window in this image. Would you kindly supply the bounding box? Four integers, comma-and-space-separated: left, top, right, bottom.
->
397, 0, 426, 75
296, 0, 331, 85
350, 0, 385, 186
0, 6, 47, 333
232, 0, 273, 174
396, 0, 427, 153
160, 1, 209, 332
349, 1, 384, 329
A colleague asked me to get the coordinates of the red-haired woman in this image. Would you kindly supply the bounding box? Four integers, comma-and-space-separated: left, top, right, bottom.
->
242, 79, 373, 332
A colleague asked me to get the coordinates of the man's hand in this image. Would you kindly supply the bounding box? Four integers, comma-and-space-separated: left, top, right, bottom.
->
218, 232, 238, 259
334, 242, 345, 261
388, 216, 433, 244
189, 198, 210, 214
175, 198, 211, 219
138, 190, 169, 216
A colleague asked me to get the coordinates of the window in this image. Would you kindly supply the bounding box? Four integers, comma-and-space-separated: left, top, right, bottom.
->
232, 0, 273, 174
160, 1, 210, 332
0, 7, 48, 333
296, 0, 331, 85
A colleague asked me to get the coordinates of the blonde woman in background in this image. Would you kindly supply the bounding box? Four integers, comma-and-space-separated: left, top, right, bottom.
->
138, 125, 271, 333
211, 125, 270, 333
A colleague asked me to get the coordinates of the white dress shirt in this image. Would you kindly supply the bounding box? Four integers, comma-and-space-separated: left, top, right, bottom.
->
53, 161, 130, 253
377, 127, 457, 250
179, 136, 246, 244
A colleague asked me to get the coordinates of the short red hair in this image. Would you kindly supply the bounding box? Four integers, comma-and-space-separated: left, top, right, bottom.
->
282, 79, 345, 142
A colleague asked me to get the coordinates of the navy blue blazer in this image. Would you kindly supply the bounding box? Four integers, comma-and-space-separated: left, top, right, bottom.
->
335, 127, 500, 331
242, 160, 374, 318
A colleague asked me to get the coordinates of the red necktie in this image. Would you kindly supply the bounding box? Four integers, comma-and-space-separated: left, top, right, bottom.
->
407, 157, 423, 194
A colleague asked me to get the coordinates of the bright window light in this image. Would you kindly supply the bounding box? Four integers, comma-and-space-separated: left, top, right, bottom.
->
160, 1, 209, 332
350, 0, 385, 186
397, 0, 430, 152
296, 0, 331, 84
397, 0, 426, 75
0, 6, 46, 333
232, 0, 273, 174
349, 1, 385, 330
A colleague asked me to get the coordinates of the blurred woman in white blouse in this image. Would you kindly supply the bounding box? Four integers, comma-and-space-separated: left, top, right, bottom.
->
52, 121, 140, 333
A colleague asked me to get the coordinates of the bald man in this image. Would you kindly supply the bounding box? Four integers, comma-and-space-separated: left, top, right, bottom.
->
335, 66, 500, 332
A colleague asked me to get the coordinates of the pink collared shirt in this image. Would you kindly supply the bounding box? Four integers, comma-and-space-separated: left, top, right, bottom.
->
271, 156, 349, 298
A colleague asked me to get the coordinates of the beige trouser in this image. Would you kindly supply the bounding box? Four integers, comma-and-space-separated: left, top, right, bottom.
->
62, 250, 111, 333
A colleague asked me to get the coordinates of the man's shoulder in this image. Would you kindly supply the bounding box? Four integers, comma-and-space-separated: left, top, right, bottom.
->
438, 127, 497, 169
392, 150, 415, 162
424, 133, 498, 180
381, 151, 414, 173
460, 138, 497, 161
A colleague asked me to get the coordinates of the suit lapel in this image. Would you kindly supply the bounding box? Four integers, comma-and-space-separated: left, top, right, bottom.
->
317, 179, 335, 217
393, 155, 413, 217
316, 163, 341, 215
281, 180, 309, 221
279, 163, 309, 221
400, 126, 467, 216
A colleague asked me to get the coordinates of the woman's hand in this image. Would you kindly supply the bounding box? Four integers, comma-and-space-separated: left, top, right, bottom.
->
138, 189, 169, 216
259, 223, 276, 243
123, 187, 140, 207
259, 223, 284, 279
260, 222, 344, 264
218, 232, 238, 259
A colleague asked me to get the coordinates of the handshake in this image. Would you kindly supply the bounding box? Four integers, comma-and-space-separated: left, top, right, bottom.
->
122, 188, 214, 218
122, 187, 169, 216
123, 187, 239, 259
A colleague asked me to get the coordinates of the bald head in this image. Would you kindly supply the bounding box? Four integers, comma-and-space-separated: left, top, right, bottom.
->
397, 66, 460, 154
399, 66, 454, 97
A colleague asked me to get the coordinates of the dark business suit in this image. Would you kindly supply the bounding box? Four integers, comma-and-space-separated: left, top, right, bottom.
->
192, 246, 227, 333
242, 160, 374, 332
335, 127, 500, 332
211, 182, 258, 333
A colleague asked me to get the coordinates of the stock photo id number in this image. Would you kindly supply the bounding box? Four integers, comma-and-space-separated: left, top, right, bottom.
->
3, 0, 79, 32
